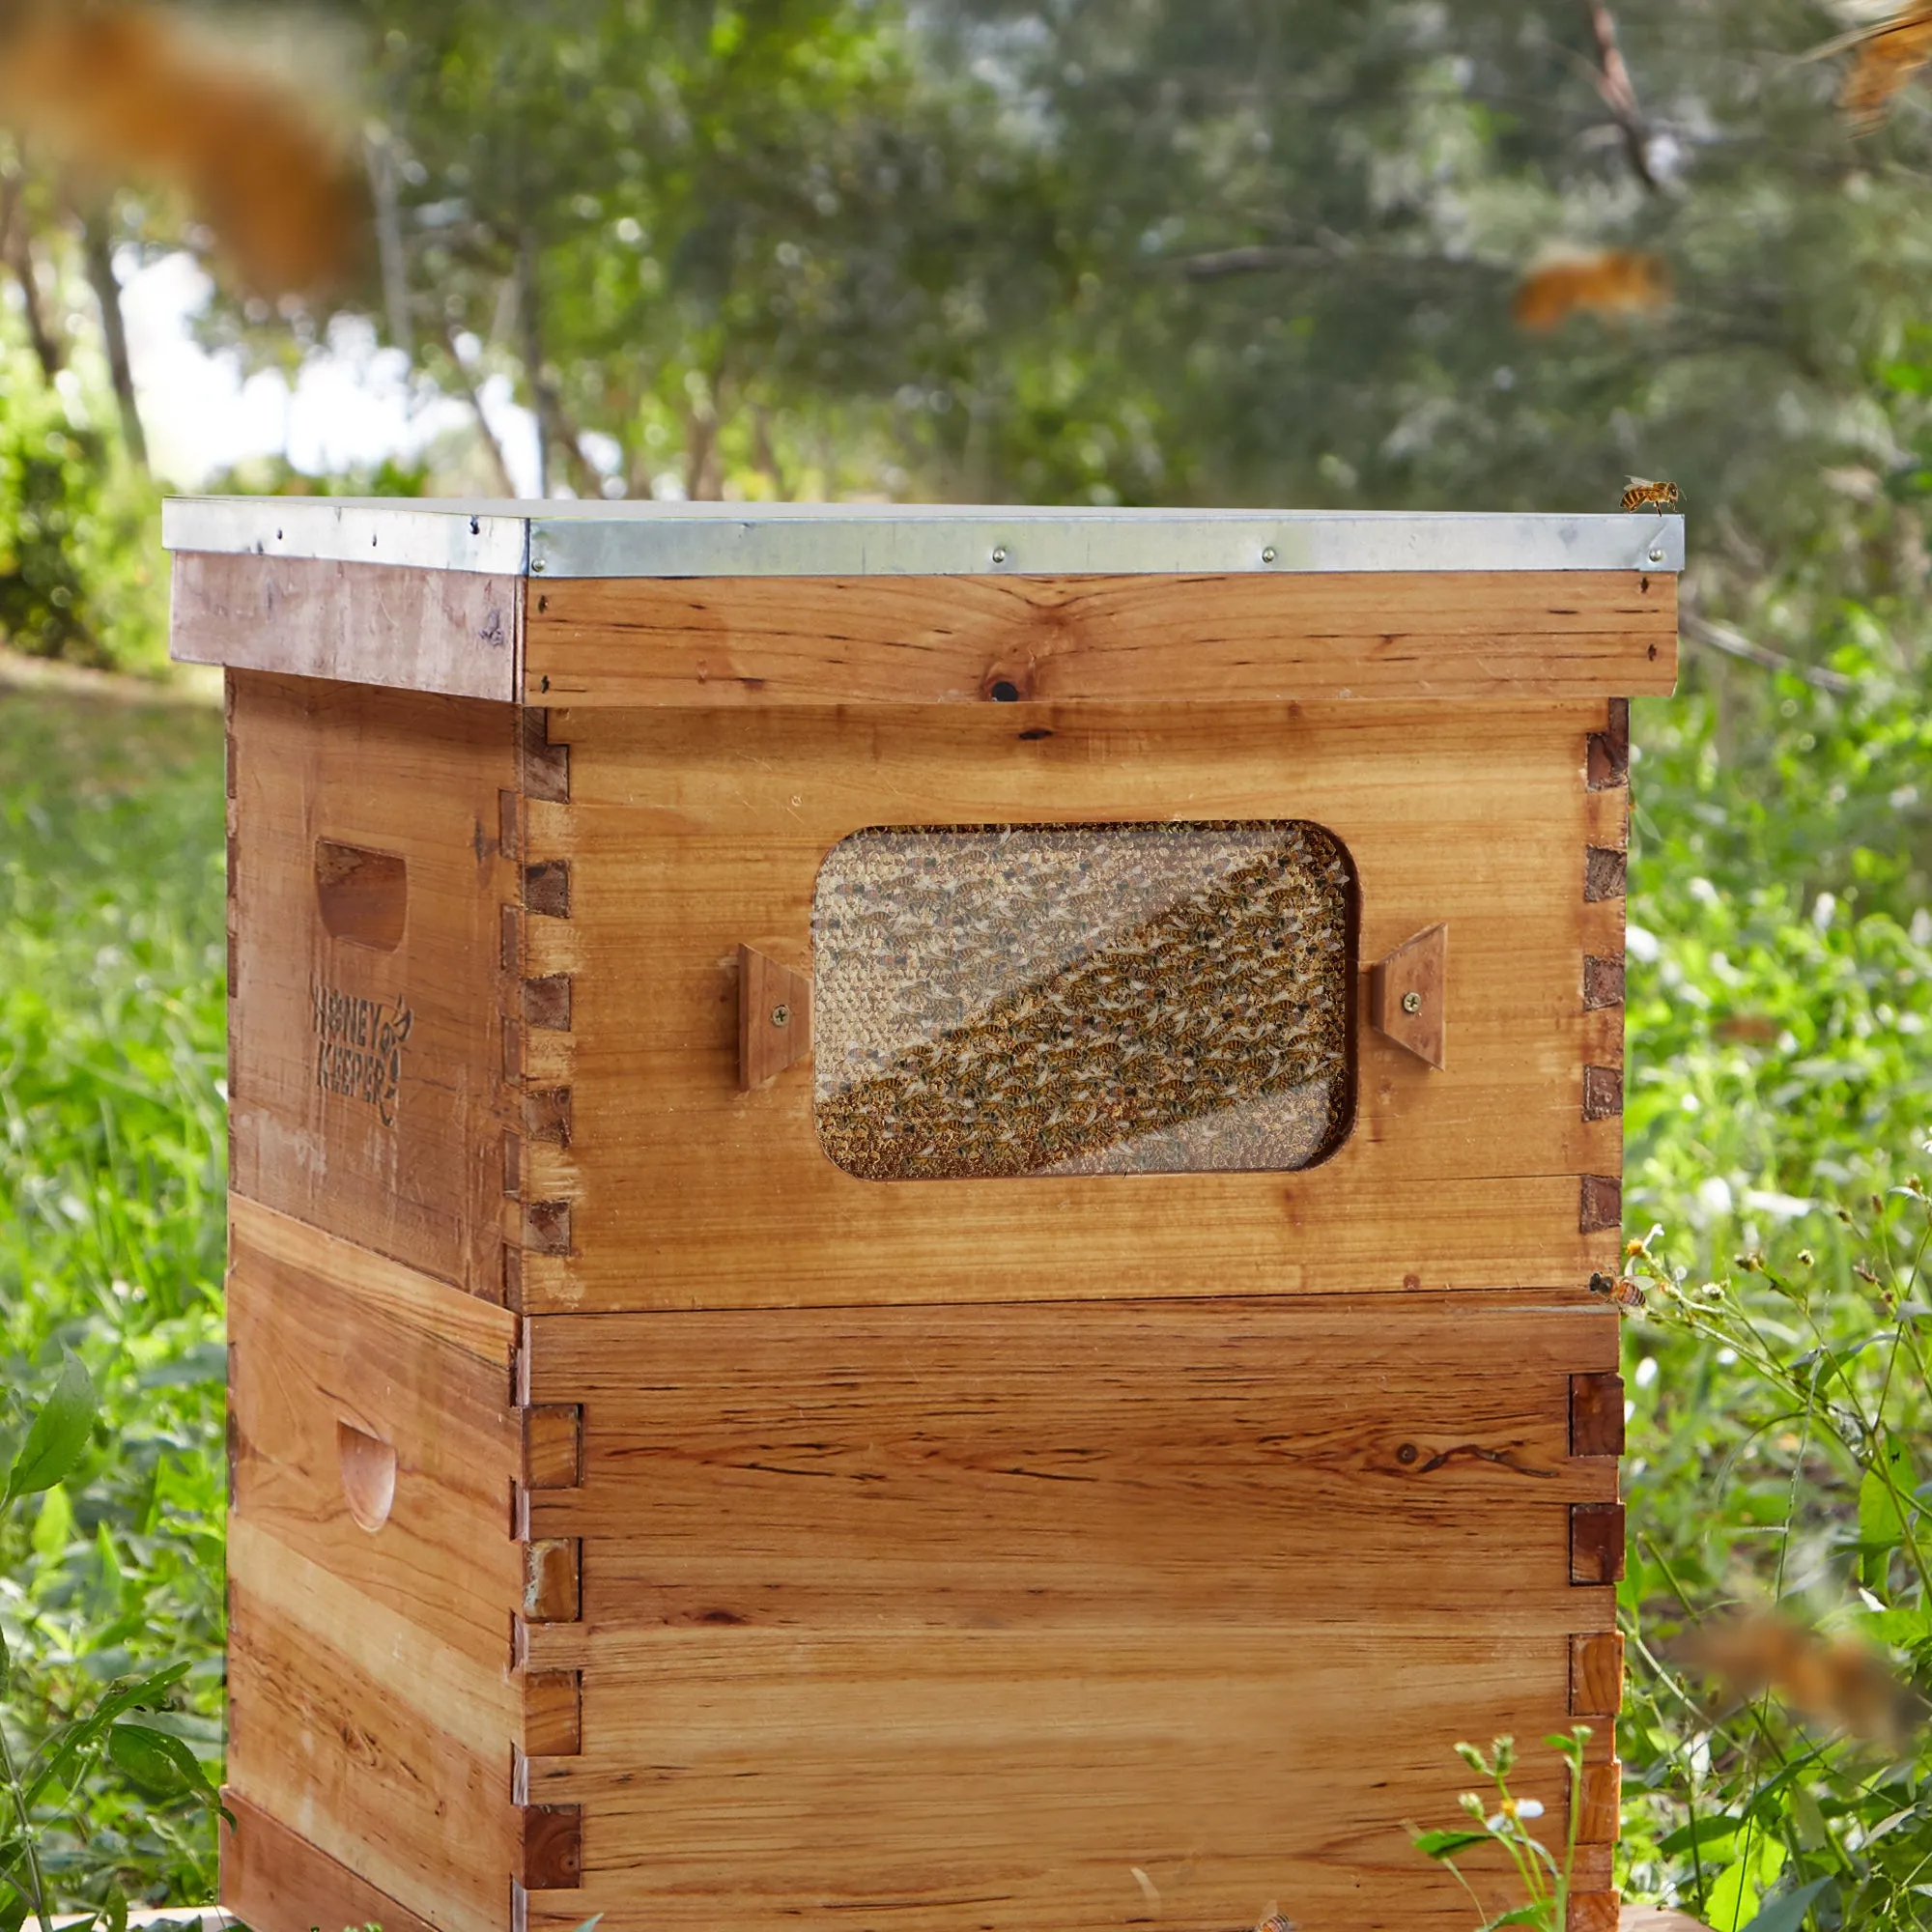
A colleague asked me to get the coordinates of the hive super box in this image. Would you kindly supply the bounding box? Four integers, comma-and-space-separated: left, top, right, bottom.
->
165, 499, 1680, 1932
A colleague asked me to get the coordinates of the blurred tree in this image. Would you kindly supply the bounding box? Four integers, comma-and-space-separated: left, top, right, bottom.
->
19, 0, 1932, 689
276, 0, 1069, 499
909, 2, 1928, 552
237, 3, 1932, 601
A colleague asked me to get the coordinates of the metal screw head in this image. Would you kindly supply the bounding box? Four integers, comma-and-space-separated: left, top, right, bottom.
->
1401, 990, 1423, 1015
1646, 545, 1665, 565
991, 545, 1009, 565
1261, 545, 1277, 564
770, 1004, 791, 1028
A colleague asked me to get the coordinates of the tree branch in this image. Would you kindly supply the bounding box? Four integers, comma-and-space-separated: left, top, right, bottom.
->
439, 323, 518, 497
79, 205, 146, 467
1679, 611, 1856, 695
1, 170, 66, 380
1171, 240, 1502, 283
1579, 2, 1661, 194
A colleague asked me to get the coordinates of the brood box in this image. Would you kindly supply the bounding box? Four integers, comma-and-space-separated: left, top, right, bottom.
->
166, 500, 1680, 1932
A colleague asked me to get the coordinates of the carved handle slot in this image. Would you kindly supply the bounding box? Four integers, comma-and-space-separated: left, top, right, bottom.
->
315, 840, 408, 951
336, 1421, 397, 1533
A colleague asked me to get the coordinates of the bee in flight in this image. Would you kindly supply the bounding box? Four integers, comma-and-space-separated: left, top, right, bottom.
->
1589, 1270, 1647, 1312
1621, 476, 1681, 515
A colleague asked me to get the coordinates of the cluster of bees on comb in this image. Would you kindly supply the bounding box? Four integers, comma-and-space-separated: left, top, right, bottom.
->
816, 826, 1353, 1181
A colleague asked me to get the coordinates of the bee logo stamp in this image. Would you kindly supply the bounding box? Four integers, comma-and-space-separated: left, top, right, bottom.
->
311, 982, 414, 1126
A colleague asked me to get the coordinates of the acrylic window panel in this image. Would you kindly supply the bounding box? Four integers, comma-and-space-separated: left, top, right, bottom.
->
811, 821, 1356, 1181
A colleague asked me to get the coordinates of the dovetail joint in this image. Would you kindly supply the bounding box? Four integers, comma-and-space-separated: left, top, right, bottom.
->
524, 860, 572, 921
1579, 1174, 1622, 1235
1584, 846, 1628, 904
1582, 954, 1625, 1010
1586, 697, 1630, 791
1570, 1502, 1626, 1586
1582, 1065, 1623, 1122
1569, 1372, 1626, 1459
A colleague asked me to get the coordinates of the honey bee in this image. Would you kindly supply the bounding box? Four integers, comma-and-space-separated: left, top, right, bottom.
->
1589, 1270, 1647, 1311
1621, 477, 1681, 515
1254, 1917, 1297, 1932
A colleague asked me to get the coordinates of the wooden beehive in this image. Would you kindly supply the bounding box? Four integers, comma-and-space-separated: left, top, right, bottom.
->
167, 500, 1680, 1932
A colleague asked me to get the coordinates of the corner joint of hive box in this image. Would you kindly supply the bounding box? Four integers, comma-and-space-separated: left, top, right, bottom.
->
1585, 697, 1630, 791
519, 707, 572, 805
1564, 1890, 1622, 1932
512, 1801, 583, 1891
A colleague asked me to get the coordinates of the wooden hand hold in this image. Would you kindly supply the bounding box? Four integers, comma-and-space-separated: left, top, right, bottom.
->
738, 945, 812, 1091
1369, 923, 1446, 1069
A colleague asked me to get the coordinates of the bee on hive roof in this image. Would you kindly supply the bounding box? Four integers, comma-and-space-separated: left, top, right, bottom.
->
1621, 477, 1681, 514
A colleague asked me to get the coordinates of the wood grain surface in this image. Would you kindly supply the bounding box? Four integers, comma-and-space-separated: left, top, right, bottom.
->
523, 1295, 1618, 1634
513, 697, 1626, 1311
227, 672, 519, 1298
226, 1198, 520, 1668
227, 1524, 521, 1932
523, 569, 1676, 706
220, 1789, 444, 1932
224, 1202, 526, 1932
512, 1627, 1601, 1932
175, 553, 523, 700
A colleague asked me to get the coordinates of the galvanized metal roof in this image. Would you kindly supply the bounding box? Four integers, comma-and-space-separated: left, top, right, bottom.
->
162, 497, 1685, 578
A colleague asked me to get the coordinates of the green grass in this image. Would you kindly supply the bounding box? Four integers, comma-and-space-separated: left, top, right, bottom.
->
0, 664, 228, 1907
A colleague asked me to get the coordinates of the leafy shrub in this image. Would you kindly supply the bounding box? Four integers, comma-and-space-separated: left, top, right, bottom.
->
0, 352, 165, 673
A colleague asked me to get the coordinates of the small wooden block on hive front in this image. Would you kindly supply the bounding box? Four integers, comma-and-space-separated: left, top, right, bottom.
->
1370, 922, 1447, 1068
738, 944, 812, 1090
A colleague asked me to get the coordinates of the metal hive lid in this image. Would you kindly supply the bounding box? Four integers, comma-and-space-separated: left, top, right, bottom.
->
162, 497, 1685, 579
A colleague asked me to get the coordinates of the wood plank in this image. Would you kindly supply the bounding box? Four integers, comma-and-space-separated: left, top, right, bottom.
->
515, 1628, 1597, 1931
228, 1199, 521, 1671
228, 1523, 520, 1932
228, 672, 520, 1298
174, 552, 523, 702
518, 699, 1624, 1310
234, 1195, 519, 1366
221, 1789, 445, 1932
525, 570, 1676, 706
527, 1298, 1617, 1633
